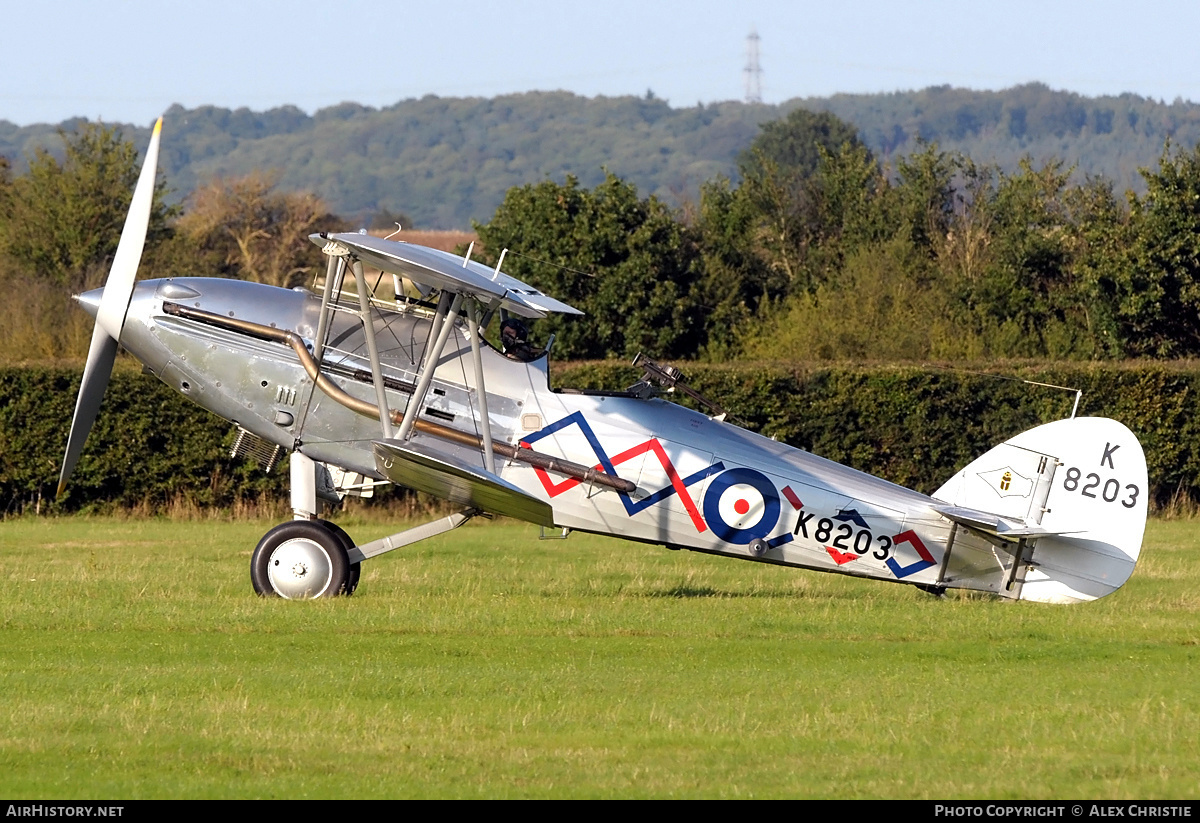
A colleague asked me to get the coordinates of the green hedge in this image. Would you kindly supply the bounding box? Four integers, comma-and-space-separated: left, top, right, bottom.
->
3, 362, 1198, 513
0, 366, 286, 514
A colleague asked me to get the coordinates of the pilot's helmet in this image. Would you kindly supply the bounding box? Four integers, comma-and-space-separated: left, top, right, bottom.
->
500, 318, 530, 349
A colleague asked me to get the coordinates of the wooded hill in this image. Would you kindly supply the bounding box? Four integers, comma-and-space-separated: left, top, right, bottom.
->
2, 84, 1199, 229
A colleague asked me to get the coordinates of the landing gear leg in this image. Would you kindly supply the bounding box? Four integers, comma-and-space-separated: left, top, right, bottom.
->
290, 451, 321, 521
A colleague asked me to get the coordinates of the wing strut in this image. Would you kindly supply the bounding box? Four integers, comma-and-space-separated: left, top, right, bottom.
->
350, 258, 393, 438
396, 292, 463, 441
312, 251, 347, 363
466, 298, 496, 474
316, 244, 397, 438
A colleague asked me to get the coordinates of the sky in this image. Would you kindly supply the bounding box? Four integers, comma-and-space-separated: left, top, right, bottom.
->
4, 0, 1200, 126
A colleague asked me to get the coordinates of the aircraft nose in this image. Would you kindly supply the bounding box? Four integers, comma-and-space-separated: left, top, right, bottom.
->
74, 288, 104, 320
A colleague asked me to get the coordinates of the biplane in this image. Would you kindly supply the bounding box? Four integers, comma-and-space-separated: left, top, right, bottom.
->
58, 119, 1148, 603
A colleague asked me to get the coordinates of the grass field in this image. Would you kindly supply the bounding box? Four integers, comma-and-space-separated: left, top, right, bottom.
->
0, 515, 1197, 799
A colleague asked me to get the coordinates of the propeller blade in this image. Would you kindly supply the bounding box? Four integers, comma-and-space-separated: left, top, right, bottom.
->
57, 117, 163, 497
57, 325, 119, 497
97, 116, 163, 340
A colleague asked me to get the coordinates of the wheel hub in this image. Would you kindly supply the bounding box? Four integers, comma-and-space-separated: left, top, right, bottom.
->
267, 538, 334, 599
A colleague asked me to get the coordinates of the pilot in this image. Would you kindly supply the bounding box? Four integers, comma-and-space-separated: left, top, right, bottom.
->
500, 317, 544, 362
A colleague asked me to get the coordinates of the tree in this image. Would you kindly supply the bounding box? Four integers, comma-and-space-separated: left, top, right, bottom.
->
1069, 177, 1132, 358
933, 158, 1121, 359
474, 173, 704, 360
1115, 143, 1200, 357
0, 124, 175, 288
892, 142, 958, 256
738, 109, 866, 181
731, 110, 869, 295
175, 172, 340, 288
805, 142, 895, 282
734, 144, 961, 362
694, 177, 782, 357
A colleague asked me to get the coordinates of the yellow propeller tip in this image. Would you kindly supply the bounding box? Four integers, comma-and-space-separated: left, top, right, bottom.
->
153, 117, 163, 135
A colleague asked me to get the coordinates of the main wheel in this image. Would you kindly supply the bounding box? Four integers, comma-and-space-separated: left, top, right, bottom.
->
251, 521, 350, 599
320, 520, 361, 596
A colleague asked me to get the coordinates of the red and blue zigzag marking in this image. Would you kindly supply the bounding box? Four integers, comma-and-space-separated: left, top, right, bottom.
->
520, 411, 724, 533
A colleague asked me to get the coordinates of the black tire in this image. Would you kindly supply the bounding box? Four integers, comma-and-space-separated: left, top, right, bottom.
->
251, 520, 350, 599
320, 520, 361, 596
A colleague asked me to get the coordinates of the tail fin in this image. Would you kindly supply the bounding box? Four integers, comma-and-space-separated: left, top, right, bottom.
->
934, 417, 1147, 603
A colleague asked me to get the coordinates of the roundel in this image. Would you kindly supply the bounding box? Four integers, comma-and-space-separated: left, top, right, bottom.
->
703, 468, 781, 545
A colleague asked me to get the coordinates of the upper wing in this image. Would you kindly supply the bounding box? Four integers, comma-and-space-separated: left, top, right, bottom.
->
310, 232, 583, 318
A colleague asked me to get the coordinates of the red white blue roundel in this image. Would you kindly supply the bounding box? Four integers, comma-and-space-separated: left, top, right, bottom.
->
703, 468, 781, 545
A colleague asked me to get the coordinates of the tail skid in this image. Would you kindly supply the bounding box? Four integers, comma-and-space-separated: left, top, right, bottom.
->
933, 417, 1147, 603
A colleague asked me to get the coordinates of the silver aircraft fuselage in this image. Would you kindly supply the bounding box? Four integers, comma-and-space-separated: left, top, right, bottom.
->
86, 274, 1133, 603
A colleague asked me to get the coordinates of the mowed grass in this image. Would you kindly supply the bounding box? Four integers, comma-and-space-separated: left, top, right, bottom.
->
0, 516, 1197, 799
